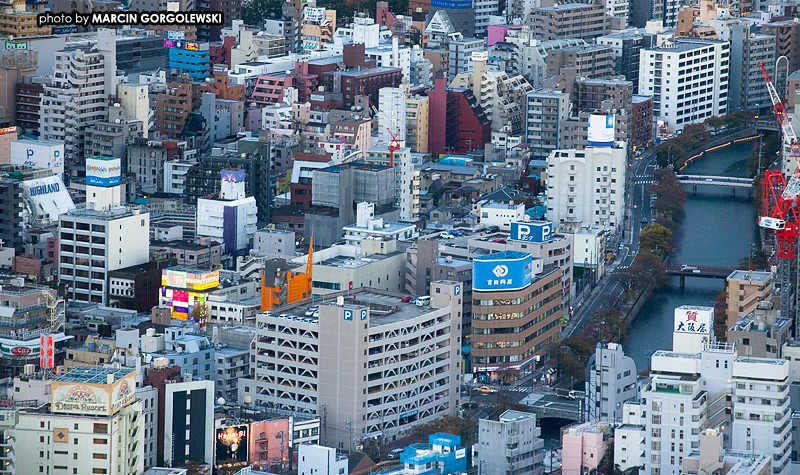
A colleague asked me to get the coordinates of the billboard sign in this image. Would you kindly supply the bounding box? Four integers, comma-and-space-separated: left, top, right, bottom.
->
1, 343, 39, 356
168, 30, 185, 40
431, 0, 473, 8
304, 7, 325, 23
11, 140, 65, 176
221, 169, 246, 182
51, 372, 136, 416
473, 251, 533, 292
164, 270, 187, 288
216, 426, 249, 466
587, 113, 615, 147
4, 41, 27, 50
674, 306, 712, 334
85, 157, 121, 187
510, 222, 552, 243
303, 40, 320, 51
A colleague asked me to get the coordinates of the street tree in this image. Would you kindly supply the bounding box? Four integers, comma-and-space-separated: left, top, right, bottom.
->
639, 223, 674, 256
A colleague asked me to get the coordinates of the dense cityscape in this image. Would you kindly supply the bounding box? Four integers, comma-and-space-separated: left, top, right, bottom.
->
0, 0, 791, 473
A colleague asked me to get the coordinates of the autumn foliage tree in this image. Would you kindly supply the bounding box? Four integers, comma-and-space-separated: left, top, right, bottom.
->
639, 223, 674, 256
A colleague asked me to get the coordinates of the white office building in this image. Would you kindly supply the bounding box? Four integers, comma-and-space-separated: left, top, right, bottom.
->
585, 342, 637, 421
196, 170, 257, 255
58, 157, 150, 304
40, 29, 122, 166
545, 145, 626, 228
638, 38, 729, 132
640, 306, 790, 475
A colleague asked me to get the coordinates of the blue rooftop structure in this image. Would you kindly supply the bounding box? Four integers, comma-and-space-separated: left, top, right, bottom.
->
372, 433, 467, 475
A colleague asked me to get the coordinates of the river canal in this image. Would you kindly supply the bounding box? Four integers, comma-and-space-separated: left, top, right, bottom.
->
622, 140, 762, 370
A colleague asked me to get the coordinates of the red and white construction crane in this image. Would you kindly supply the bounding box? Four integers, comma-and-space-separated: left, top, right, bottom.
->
361, 88, 401, 166
758, 61, 800, 259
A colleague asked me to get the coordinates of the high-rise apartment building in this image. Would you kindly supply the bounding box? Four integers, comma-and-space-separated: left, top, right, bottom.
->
526, 89, 571, 160
545, 45, 615, 80
528, 3, 609, 42
730, 24, 774, 112
724, 270, 773, 331
249, 284, 463, 449
545, 139, 626, 228
638, 38, 729, 132
406, 94, 429, 153
39, 29, 120, 171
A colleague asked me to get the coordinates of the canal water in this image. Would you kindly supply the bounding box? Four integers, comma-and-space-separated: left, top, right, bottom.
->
622, 140, 761, 370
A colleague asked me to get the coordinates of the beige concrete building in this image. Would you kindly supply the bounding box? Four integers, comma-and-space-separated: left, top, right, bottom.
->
406, 94, 429, 154
249, 282, 463, 449
725, 270, 773, 330
682, 429, 772, 475
296, 238, 407, 296
0, 0, 50, 38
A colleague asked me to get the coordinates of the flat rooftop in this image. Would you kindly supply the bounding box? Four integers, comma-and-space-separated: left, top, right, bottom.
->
728, 270, 771, 283
318, 252, 402, 269
268, 289, 451, 327
56, 367, 134, 384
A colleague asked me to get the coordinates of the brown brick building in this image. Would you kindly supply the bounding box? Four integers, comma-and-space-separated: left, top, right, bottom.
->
471, 266, 562, 380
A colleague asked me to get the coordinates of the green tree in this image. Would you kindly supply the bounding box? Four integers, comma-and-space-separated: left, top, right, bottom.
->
654, 142, 687, 168
737, 249, 769, 271
639, 223, 674, 256
241, 0, 283, 26
191, 302, 208, 326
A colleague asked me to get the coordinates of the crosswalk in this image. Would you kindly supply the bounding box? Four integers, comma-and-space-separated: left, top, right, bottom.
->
634, 180, 657, 185
506, 387, 529, 393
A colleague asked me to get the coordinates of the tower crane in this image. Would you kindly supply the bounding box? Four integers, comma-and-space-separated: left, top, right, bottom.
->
361, 88, 401, 166
758, 61, 800, 323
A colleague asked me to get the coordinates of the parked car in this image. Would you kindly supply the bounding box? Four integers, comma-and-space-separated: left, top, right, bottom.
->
440, 231, 455, 239
449, 229, 463, 237
388, 448, 404, 459
485, 226, 500, 233
304, 307, 318, 316
400, 295, 412, 303
411, 296, 431, 307
492, 238, 507, 244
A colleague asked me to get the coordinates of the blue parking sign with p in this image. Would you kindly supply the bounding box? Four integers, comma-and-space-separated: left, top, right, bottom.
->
344, 310, 353, 321
361, 309, 367, 320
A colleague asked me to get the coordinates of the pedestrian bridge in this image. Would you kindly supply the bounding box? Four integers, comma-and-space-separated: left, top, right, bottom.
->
676, 175, 754, 189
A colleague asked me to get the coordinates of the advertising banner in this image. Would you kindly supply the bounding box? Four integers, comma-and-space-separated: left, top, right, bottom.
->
473, 251, 533, 292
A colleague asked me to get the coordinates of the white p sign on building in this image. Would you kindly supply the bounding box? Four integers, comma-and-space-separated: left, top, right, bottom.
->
510, 222, 552, 243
